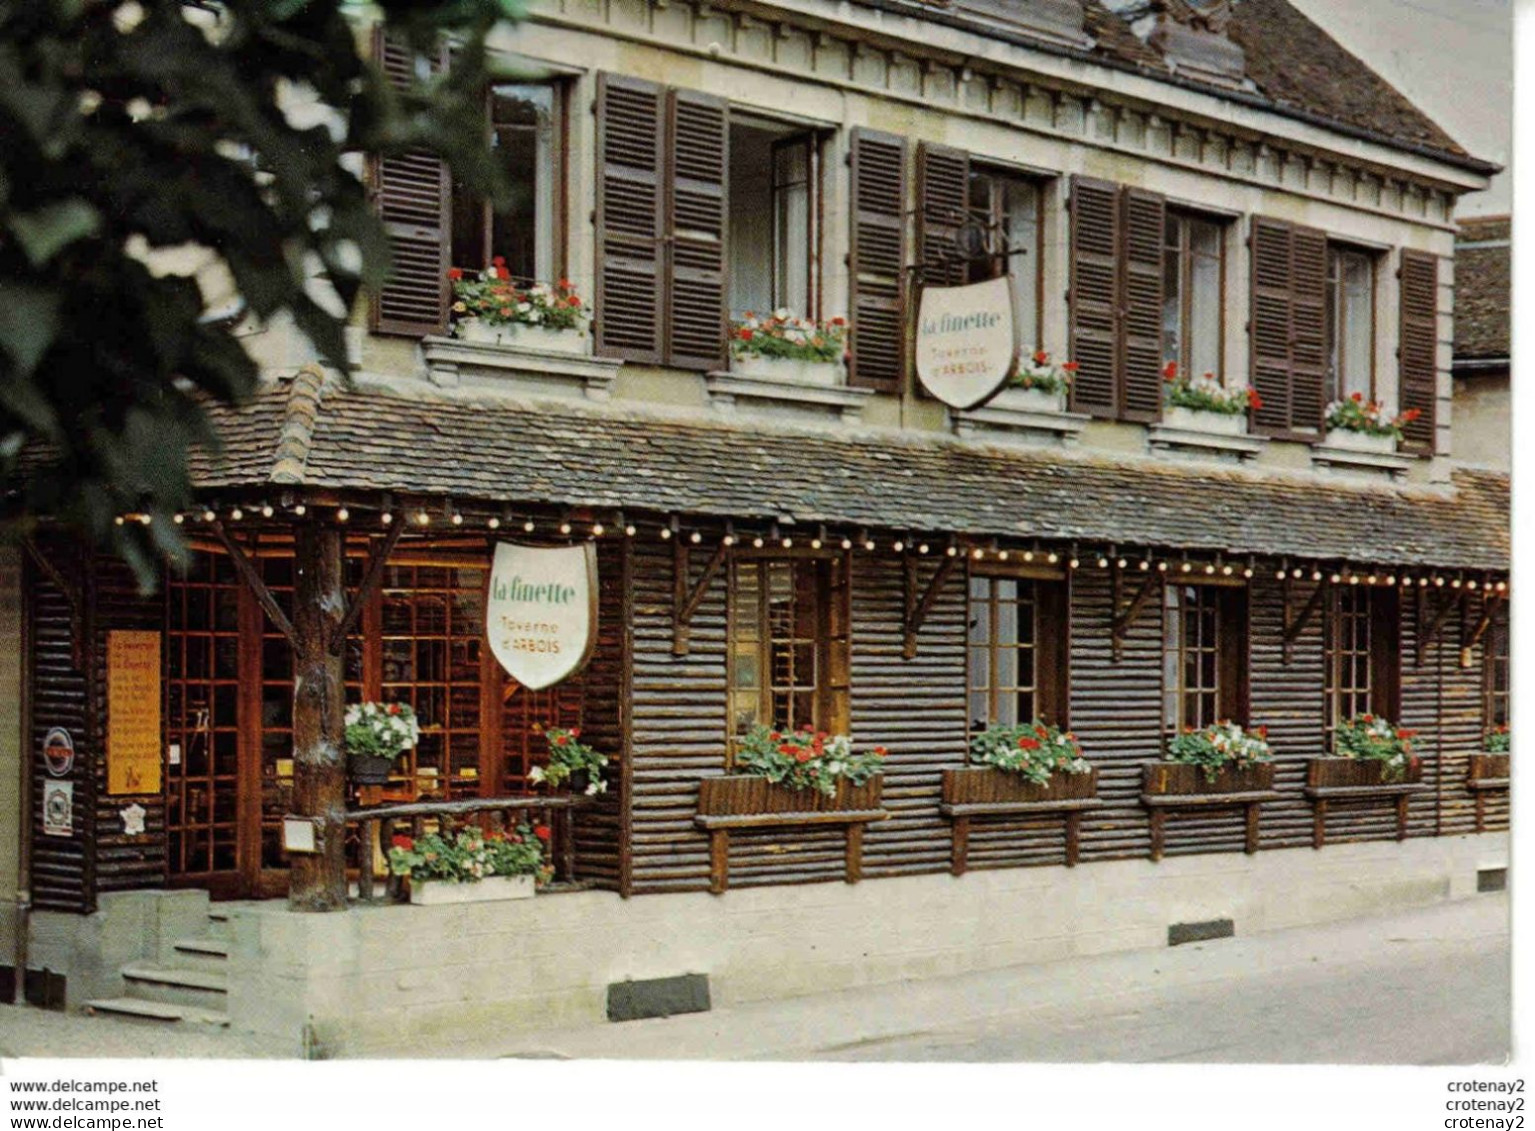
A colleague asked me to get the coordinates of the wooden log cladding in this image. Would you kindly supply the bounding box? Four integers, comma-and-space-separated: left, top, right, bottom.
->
1142, 762, 1276, 794
573, 537, 626, 891
1306, 757, 1425, 789
942, 766, 1098, 806
88, 553, 170, 895
26, 539, 94, 912
697, 774, 884, 816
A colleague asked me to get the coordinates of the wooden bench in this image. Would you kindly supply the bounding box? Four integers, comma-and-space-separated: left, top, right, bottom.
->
939, 798, 1103, 874
693, 809, 889, 895
1304, 783, 1427, 849
1140, 790, 1282, 862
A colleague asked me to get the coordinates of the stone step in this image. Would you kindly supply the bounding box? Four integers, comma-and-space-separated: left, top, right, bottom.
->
83, 996, 230, 1028
205, 908, 232, 941
121, 962, 229, 1013
165, 936, 230, 973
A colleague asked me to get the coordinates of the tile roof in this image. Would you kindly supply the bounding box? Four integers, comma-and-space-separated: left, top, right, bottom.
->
191, 375, 1509, 573
1454, 216, 1511, 363
911, 0, 1491, 173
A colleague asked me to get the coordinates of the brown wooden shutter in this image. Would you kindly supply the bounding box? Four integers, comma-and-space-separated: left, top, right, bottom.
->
595, 73, 666, 364
916, 143, 969, 287
371, 31, 451, 336
1067, 176, 1120, 417
848, 128, 908, 392
1290, 226, 1328, 432
665, 88, 729, 370
1249, 216, 1327, 434
1398, 249, 1440, 452
1120, 187, 1166, 421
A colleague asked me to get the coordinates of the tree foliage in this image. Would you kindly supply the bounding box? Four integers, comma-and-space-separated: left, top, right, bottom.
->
0, 0, 521, 584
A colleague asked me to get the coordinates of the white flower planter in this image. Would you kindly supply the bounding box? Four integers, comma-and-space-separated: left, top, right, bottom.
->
992, 385, 1067, 414
408, 872, 535, 906
731, 355, 843, 387
454, 319, 589, 355
1324, 428, 1397, 455
1163, 404, 1248, 436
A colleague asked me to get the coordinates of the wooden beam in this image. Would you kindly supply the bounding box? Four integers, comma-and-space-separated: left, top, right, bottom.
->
1462, 592, 1501, 653
1415, 588, 1463, 666
672, 539, 728, 656
1110, 564, 1159, 662
1281, 575, 1327, 663
902, 553, 959, 660
22, 536, 84, 669
289, 523, 348, 912
212, 521, 297, 648
329, 519, 405, 653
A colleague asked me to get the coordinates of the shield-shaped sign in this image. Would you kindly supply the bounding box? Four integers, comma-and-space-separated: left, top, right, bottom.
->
486, 541, 599, 690
914, 275, 1020, 410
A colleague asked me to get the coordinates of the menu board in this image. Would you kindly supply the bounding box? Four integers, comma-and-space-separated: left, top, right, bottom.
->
107, 630, 162, 795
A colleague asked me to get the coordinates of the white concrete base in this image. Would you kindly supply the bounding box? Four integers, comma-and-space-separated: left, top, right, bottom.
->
409, 873, 534, 905
222, 832, 1505, 1056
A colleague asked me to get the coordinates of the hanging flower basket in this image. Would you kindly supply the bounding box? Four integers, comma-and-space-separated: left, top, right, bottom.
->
347, 753, 396, 786
344, 702, 419, 786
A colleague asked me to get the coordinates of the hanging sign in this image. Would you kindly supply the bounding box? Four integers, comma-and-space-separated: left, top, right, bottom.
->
107, 630, 162, 796
914, 275, 1020, 410
42, 780, 73, 837
120, 803, 147, 837
486, 542, 599, 690
42, 727, 75, 778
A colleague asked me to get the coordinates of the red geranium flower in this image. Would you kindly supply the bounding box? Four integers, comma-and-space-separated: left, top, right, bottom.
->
1162, 361, 1179, 381
447, 267, 462, 281
795, 749, 813, 763
1062, 361, 1079, 372
1033, 349, 1048, 364
873, 746, 888, 758
392, 835, 413, 850
492, 256, 506, 267
1016, 737, 1041, 750
496, 266, 511, 281
534, 825, 551, 841
1351, 391, 1364, 403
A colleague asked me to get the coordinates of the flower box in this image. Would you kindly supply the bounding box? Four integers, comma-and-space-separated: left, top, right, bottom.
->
1469, 753, 1511, 782
697, 773, 883, 817
730, 355, 842, 387
1323, 428, 1397, 456
993, 385, 1067, 414
943, 766, 1097, 806
456, 319, 588, 355
1306, 756, 1422, 789
1163, 404, 1248, 436
1142, 762, 1275, 795
408, 872, 535, 907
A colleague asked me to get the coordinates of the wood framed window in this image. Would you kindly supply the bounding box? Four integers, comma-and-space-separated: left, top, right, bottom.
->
1162, 583, 1248, 734
726, 553, 850, 752
371, 31, 568, 336
451, 83, 566, 286
966, 570, 1068, 731
1249, 215, 1328, 437
967, 167, 1045, 353
1324, 244, 1376, 405
1484, 604, 1510, 732
1323, 586, 1400, 741
1162, 209, 1225, 381
1068, 176, 1165, 421
729, 121, 820, 319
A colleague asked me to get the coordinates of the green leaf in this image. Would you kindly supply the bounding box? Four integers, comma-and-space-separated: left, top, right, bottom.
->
9, 199, 101, 266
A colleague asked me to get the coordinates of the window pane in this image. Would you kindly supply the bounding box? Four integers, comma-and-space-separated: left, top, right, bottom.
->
773, 139, 811, 314
454, 84, 557, 282
1342, 253, 1373, 399
1162, 235, 1182, 366
1189, 242, 1222, 378
1004, 180, 1040, 348
731, 123, 778, 317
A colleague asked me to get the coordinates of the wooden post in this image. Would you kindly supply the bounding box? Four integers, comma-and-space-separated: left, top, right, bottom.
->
1244, 802, 1261, 855
1148, 808, 1166, 862
1065, 811, 1081, 868
950, 815, 970, 876
290, 524, 348, 911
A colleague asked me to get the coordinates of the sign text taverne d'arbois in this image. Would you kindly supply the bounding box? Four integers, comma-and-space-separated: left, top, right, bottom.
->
914, 275, 1020, 410
486, 542, 599, 689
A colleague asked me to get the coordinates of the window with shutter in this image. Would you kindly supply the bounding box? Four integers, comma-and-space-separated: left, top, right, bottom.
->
371, 32, 451, 336
848, 128, 908, 392
1067, 176, 1120, 416
595, 74, 667, 364
1249, 215, 1327, 436
1398, 249, 1439, 452
967, 166, 1045, 351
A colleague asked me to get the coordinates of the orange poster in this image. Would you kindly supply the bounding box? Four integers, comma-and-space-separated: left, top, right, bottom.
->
107, 629, 162, 795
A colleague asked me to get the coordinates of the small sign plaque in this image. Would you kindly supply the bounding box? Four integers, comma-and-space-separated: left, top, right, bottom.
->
42, 780, 73, 837
42, 727, 75, 778
914, 275, 1020, 410
486, 542, 599, 690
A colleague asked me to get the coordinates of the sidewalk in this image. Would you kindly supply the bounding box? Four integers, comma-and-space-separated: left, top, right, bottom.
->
0, 892, 1509, 1062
